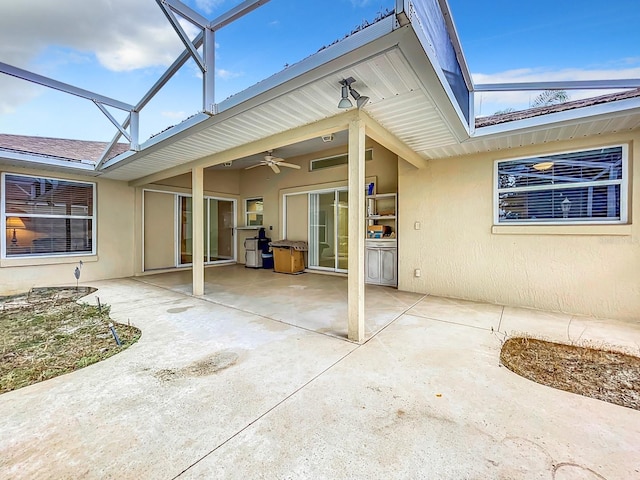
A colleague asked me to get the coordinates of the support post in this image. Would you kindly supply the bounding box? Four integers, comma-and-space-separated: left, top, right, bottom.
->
192, 167, 205, 296
347, 117, 366, 343
203, 27, 216, 114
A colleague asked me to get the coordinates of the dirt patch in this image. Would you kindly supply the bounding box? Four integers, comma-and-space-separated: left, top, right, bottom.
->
1, 287, 141, 394
155, 350, 238, 381
500, 337, 640, 410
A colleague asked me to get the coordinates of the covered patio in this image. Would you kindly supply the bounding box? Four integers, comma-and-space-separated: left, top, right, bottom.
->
137, 265, 424, 341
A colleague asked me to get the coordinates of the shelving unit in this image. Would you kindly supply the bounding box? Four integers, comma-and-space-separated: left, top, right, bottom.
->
365, 193, 397, 287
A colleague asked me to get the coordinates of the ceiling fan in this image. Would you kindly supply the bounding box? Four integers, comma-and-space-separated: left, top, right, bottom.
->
245, 151, 301, 174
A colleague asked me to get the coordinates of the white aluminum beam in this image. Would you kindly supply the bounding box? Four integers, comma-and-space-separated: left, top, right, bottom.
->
94, 102, 131, 141
96, 118, 130, 170
203, 27, 215, 114
209, 0, 271, 31
157, 0, 205, 72
474, 79, 640, 92
0, 61, 134, 111
137, 31, 204, 112
162, 0, 209, 28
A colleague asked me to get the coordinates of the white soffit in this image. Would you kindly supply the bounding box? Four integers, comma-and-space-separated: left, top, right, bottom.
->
100, 26, 462, 182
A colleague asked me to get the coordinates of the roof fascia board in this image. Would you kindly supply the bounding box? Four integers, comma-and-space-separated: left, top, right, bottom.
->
0, 150, 98, 175
360, 111, 427, 169
401, 11, 470, 138
472, 97, 640, 139
128, 110, 359, 187
474, 79, 640, 92
397, 28, 470, 141
436, 0, 474, 89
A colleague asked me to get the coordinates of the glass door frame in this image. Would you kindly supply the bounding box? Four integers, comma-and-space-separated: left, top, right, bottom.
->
176, 194, 237, 267
308, 187, 348, 273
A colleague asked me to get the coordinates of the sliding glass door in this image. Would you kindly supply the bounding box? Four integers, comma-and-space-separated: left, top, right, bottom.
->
309, 189, 348, 272
179, 196, 235, 266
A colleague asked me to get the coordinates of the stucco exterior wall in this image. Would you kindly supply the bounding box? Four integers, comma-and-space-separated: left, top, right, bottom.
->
398, 131, 639, 321
0, 167, 135, 294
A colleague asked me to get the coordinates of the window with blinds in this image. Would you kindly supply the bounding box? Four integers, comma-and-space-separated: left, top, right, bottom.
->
2, 173, 95, 257
495, 145, 627, 224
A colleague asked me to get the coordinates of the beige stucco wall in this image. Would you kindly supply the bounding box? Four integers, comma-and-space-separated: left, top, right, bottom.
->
1, 167, 135, 294
143, 191, 175, 270
398, 131, 639, 321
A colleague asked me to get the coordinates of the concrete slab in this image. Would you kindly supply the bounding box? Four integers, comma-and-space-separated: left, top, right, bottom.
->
138, 265, 424, 340
183, 313, 640, 479
406, 295, 503, 331
0, 279, 356, 479
1, 276, 639, 479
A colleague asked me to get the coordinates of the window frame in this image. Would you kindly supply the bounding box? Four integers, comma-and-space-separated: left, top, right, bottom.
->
1, 172, 97, 259
493, 144, 629, 226
244, 197, 263, 227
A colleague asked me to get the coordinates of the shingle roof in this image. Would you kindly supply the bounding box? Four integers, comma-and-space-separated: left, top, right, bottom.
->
475, 88, 640, 128
0, 134, 129, 164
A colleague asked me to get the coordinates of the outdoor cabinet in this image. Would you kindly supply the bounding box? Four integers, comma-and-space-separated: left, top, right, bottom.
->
365, 240, 397, 286
365, 192, 397, 287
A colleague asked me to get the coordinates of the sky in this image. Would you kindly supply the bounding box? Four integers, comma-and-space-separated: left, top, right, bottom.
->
0, 0, 638, 142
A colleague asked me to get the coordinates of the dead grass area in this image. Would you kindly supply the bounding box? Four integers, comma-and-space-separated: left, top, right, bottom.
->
1, 287, 140, 394
500, 337, 640, 410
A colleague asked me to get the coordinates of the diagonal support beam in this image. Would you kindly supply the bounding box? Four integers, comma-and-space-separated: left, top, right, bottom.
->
93, 101, 131, 142
138, 32, 204, 112
162, 0, 209, 28
209, 0, 271, 30
0, 61, 134, 111
156, 0, 206, 72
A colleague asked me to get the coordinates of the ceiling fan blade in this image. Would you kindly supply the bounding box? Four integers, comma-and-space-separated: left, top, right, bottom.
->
270, 163, 280, 174
277, 162, 301, 169
245, 163, 264, 170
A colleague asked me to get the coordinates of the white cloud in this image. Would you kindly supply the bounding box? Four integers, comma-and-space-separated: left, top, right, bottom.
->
195, 0, 226, 15
0, 77, 43, 115
0, 0, 207, 117
349, 0, 373, 7
161, 110, 188, 119
473, 65, 640, 116
217, 68, 242, 80
0, 0, 200, 72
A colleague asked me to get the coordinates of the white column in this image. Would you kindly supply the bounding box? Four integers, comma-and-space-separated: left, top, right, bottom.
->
192, 167, 205, 296
347, 117, 366, 343
203, 27, 215, 114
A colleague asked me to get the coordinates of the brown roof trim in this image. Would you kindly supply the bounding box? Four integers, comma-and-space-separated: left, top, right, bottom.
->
0, 134, 129, 164
475, 88, 640, 128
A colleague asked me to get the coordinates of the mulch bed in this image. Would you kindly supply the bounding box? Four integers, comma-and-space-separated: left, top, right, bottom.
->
500, 337, 640, 410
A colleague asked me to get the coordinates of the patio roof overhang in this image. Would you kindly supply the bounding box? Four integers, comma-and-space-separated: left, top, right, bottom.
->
96, 15, 470, 184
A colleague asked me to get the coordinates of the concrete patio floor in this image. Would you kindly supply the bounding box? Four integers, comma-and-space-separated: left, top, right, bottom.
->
1, 269, 639, 479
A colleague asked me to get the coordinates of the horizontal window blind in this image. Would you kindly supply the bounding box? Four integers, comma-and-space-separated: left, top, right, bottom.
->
496, 146, 626, 224
3, 174, 95, 257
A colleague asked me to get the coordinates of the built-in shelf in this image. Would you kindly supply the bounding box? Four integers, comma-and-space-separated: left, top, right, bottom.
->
236, 226, 264, 230
365, 193, 397, 286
